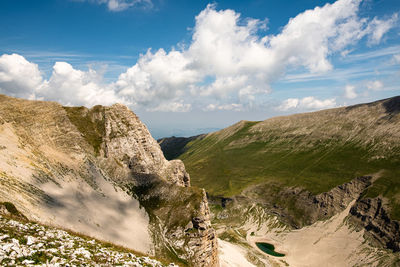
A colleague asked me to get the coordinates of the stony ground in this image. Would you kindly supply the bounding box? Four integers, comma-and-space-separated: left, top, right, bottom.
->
0, 215, 177, 266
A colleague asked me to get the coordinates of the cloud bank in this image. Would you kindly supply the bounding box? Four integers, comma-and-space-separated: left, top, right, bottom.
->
278, 97, 337, 111
0, 0, 397, 112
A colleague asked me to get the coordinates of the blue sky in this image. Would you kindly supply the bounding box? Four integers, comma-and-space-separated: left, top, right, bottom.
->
0, 0, 400, 138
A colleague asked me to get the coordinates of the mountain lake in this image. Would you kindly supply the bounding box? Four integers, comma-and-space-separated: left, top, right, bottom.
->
256, 242, 285, 257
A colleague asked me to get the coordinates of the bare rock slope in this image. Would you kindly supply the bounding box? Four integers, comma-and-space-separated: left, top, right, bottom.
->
350, 197, 400, 252
0, 94, 218, 266
0, 203, 177, 266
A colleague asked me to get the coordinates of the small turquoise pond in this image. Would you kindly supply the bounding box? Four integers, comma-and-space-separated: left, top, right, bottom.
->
256, 242, 285, 257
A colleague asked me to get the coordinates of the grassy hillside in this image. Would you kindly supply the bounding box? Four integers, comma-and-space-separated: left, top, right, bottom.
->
177, 96, 400, 220
158, 135, 205, 160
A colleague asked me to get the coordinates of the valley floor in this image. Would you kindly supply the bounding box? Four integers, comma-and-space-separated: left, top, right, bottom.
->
216, 201, 400, 267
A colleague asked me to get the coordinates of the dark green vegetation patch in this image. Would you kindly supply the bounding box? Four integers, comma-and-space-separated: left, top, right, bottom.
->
64, 106, 106, 155
158, 135, 205, 160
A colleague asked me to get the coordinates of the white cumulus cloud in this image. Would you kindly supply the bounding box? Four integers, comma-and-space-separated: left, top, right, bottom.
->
37, 62, 125, 107
344, 85, 357, 99
147, 100, 191, 112
0, 54, 43, 99
113, 0, 396, 110
115, 48, 199, 109
366, 80, 384, 91
0, 0, 397, 112
204, 103, 243, 111
278, 96, 336, 111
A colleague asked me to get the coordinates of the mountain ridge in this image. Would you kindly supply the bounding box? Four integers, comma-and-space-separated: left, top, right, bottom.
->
158, 95, 400, 260
0, 94, 218, 266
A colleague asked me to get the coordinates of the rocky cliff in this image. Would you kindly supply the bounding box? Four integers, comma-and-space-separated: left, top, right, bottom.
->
185, 190, 218, 266
350, 197, 400, 252
63, 103, 190, 187
0, 94, 217, 266
261, 175, 373, 227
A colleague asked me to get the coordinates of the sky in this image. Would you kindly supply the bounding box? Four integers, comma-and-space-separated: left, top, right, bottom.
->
0, 0, 400, 139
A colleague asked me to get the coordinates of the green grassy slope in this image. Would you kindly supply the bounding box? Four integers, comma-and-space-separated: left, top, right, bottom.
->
178, 96, 400, 219
63, 106, 105, 155
158, 135, 205, 160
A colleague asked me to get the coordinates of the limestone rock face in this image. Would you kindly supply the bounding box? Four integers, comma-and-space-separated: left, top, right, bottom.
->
306, 176, 372, 223
350, 198, 400, 252
186, 190, 219, 267
92, 103, 191, 187
242, 176, 373, 228
103, 104, 167, 173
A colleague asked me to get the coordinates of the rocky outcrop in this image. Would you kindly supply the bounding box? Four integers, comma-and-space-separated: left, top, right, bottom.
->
185, 190, 219, 267
103, 104, 191, 187
71, 103, 213, 265
242, 176, 372, 228
274, 176, 373, 226
289, 176, 371, 226
0, 202, 27, 221
304, 176, 372, 223
350, 198, 400, 252
64, 103, 191, 187
130, 180, 218, 267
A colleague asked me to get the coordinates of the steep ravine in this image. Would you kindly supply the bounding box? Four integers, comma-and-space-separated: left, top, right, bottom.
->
291, 175, 400, 253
